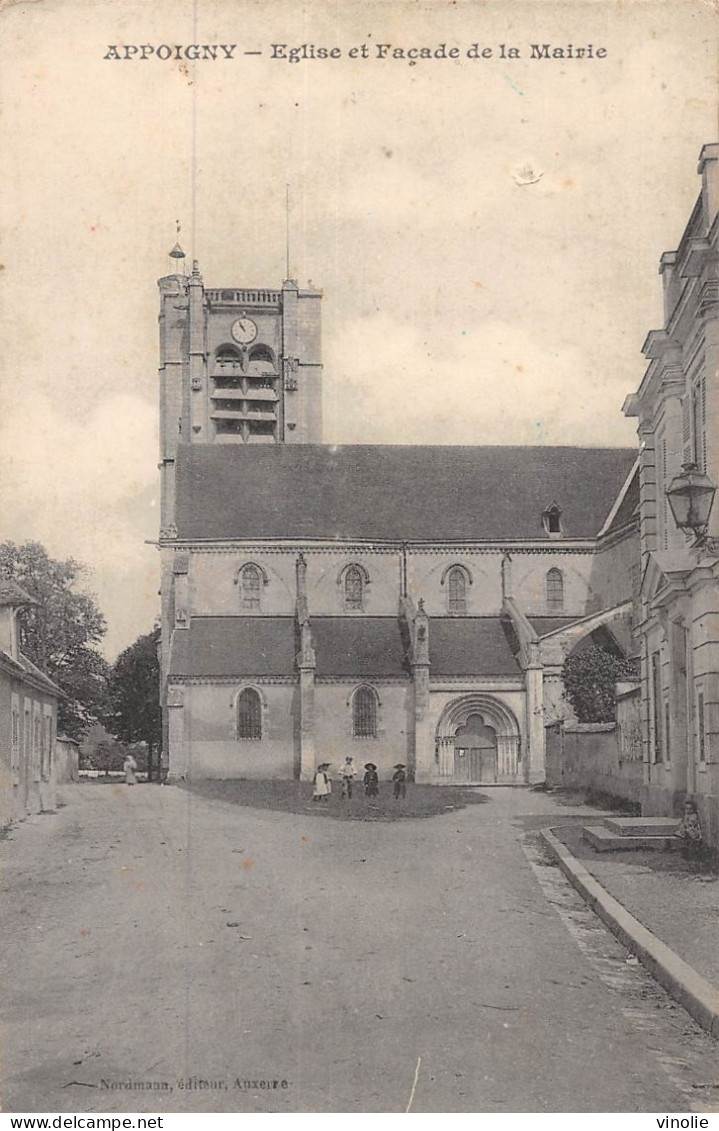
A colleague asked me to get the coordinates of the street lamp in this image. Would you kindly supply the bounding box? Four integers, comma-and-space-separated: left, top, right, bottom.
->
665, 462, 719, 551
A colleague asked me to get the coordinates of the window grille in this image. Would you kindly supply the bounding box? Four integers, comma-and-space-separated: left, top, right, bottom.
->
353, 686, 377, 738
237, 688, 262, 740
241, 565, 262, 609
546, 568, 564, 611
447, 567, 467, 615
344, 566, 364, 611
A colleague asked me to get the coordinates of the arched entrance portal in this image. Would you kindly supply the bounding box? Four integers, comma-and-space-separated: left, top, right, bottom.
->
436, 694, 522, 783
454, 713, 497, 783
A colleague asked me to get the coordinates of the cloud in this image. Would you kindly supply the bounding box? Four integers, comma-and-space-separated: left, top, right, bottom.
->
325, 312, 638, 448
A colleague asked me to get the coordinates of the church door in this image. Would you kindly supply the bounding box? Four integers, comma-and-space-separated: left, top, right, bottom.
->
453, 713, 498, 783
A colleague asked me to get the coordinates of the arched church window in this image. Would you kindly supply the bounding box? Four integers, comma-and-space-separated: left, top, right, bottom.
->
237, 688, 262, 740
447, 566, 467, 615
546, 568, 564, 611
241, 564, 262, 610
352, 686, 378, 739
344, 565, 364, 611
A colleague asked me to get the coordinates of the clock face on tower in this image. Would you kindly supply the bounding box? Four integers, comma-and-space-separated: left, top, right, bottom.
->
231, 316, 258, 345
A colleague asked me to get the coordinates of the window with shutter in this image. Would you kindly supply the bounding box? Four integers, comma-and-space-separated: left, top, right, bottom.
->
682, 396, 692, 463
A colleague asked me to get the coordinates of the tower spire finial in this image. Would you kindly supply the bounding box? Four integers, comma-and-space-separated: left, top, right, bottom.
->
168, 219, 186, 275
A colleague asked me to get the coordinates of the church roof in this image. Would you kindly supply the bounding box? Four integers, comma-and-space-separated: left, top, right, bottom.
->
174, 444, 637, 543
167, 614, 521, 679
429, 618, 521, 676
168, 617, 297, 677
312, 618, 409, 677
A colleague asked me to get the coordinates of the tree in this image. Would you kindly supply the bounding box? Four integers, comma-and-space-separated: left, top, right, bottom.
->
0, 540, 109, 739
103, 629, 162, 781
562, 644, 636, 724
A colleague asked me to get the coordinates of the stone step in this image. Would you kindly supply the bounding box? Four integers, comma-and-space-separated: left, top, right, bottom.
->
603, 816, 680, 837
582, 825, 678, 852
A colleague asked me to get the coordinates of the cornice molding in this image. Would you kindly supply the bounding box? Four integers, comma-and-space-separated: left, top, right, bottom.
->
160, 539, 598, 555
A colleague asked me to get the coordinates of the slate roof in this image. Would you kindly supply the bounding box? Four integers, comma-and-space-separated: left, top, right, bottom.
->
174, 444, 638, 543
0, 579, 37, 607
167, 615, 521, 679
312, 618, 409, 677
528, 616, 583, 638
601, 462, 640, 537
0, 649, 62, 696
168, 618, 297, 677
429, 618, 521, 676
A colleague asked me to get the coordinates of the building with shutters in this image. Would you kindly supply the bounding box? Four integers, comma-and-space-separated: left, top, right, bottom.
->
0, 579, 61, 825
157, 251, 641, 785
623, 142, 719, 845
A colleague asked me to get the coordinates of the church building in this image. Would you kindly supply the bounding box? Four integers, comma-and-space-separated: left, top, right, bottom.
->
158, 257, 639, 786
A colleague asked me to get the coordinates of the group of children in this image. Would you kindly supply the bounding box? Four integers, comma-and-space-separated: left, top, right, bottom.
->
312, 757, 407, 802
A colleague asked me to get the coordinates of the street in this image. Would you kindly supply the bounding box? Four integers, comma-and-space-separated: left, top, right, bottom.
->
1, 784, 717, 1113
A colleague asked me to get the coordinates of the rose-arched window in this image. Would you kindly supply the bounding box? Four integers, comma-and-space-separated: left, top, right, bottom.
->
237, 688, 262, 740
352, 686, 378, 738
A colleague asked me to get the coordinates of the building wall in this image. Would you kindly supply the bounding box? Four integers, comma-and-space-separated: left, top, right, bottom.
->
314, 681, 413, 779
179, 681, 298, 780
184, 543, 601, 621
588, 529, 640, 619
0, 668, 57, 825
625, 143, 719, 848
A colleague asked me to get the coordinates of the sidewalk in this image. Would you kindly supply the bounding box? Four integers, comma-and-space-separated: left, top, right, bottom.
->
542, 820, 719, 1037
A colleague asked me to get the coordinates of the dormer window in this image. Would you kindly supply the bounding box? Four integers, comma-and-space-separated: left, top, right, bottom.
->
541, 502, 563, 537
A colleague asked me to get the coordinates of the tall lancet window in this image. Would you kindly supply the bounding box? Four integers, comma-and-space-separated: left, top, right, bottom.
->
237, 688, 262, 740
344, 566, 364, 612
546, 568, 564, 611
241, 564, 262, 610
447, 567, 467, 615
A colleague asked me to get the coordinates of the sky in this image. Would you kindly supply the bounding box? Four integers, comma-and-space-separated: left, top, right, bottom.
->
0, 0, 716, 658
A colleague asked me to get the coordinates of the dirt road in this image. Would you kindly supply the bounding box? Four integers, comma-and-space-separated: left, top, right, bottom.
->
2, 784, 716, 1113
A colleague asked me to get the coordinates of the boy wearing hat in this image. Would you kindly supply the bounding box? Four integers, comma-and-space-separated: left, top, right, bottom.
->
363, 763, 379, 798
392, 763, 407, 800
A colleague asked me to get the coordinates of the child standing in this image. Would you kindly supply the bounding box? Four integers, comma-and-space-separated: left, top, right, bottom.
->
392, 763, 407, 800
363, 762, 379, 798
339, 756, 357, 799
677, 798, 703, 858
313, 763, 332, 803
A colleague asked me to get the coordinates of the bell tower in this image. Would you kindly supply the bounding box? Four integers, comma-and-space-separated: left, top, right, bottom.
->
157, 242, 324, 533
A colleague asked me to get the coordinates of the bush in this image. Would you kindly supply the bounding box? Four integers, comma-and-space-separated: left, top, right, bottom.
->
562, 645, 636, 723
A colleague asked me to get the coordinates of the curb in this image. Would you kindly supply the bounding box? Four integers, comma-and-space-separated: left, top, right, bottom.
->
540, 827, 719, 1039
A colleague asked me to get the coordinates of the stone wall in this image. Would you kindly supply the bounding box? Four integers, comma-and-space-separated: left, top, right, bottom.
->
545, 697, 644, 807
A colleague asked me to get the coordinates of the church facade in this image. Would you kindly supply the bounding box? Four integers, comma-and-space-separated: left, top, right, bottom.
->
157, 258, 639, 786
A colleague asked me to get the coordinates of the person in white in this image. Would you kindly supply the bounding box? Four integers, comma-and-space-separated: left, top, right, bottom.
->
312, 763, 332, 802
339, 756, 357, 799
